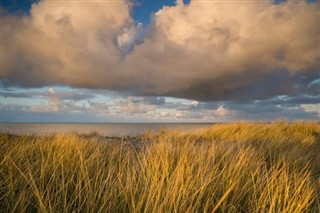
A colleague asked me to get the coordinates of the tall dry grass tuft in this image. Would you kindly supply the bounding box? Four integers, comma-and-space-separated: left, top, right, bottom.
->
0, 121, 319, 212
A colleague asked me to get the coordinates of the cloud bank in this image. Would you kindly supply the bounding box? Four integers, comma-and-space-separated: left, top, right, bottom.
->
1, 0, 319, 102
1, 87, 318, 122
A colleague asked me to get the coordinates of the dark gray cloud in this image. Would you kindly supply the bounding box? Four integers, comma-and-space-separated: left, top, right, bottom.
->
141, 97, 166, 105
269, 96, 320, 106
115, 96, 166, 114
0, 89, 95, 101
183, 102, 219, 111
230, 106, 318, 121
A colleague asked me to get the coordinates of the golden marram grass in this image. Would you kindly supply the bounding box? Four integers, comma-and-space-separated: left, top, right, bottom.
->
1, 121, 319, 212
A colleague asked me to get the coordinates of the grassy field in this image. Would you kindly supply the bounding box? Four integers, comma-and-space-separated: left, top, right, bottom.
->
0, 122, 319, 212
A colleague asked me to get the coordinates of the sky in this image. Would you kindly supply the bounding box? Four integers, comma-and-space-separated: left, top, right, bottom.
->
0, 0, 319, 123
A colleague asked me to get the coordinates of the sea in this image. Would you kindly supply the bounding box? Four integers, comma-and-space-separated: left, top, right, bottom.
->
0, 123, 215, 136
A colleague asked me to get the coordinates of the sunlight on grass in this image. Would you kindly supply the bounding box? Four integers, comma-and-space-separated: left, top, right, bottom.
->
1, 121, 319, 212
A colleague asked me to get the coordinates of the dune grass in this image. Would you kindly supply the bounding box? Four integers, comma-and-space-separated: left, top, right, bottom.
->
0, 121, 319, 212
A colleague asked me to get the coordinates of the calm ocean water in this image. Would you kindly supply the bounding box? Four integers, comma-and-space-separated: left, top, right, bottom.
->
0, 123, 215, 136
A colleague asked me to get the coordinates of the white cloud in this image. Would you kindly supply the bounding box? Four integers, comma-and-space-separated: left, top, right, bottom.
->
117, 23, 144, 55
48, 88, 56, 94
300, 104, 320, 116
215, 105, 228, 117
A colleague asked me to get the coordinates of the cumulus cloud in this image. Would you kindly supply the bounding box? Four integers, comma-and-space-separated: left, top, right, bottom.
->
1, 0, 319, 102
124, 0, 320, 100
2, 0, 132, 87
117, 23, 144, 56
